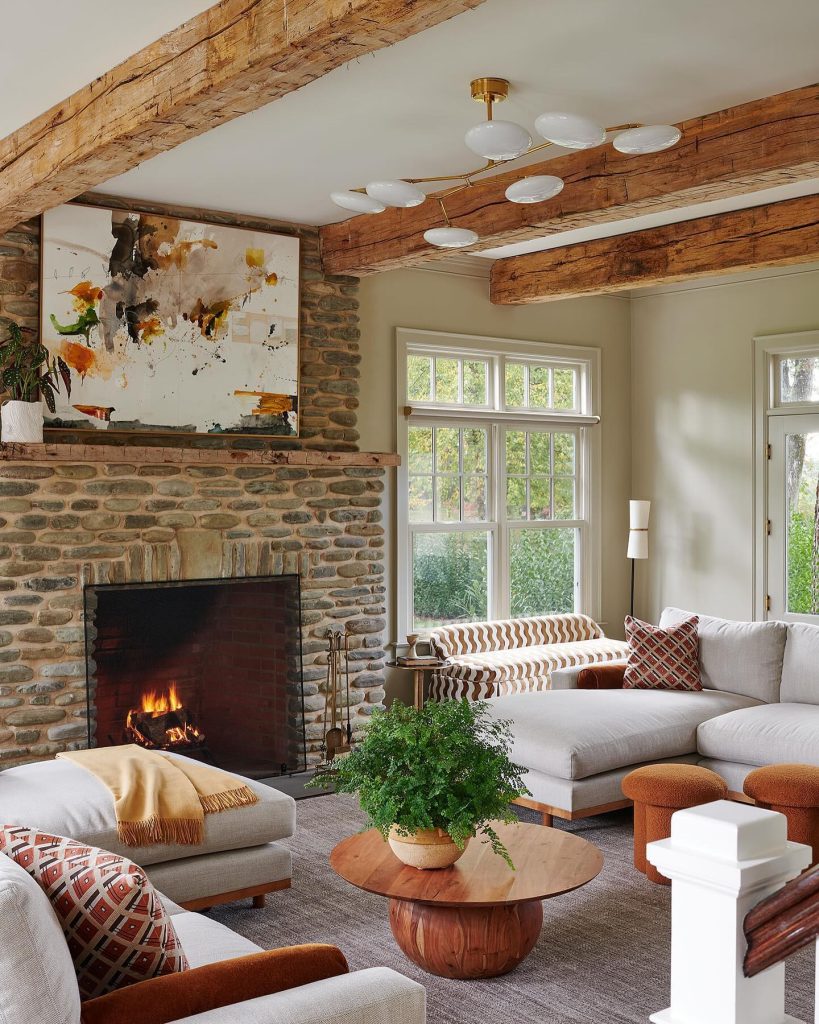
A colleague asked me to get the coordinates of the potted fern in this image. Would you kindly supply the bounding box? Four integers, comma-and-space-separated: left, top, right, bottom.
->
310, 699, 529, 869
0, 323, 71, 442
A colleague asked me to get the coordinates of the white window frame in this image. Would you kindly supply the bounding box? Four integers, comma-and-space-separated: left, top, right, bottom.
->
753, 329, 819, 620
397, 327, 601, 637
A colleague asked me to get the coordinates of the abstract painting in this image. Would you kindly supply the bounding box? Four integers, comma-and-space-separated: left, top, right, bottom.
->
40, 204, 300, 437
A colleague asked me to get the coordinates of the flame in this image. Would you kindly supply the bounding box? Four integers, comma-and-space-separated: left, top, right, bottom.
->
125, 683, 205, 750
141, 682, 183, 715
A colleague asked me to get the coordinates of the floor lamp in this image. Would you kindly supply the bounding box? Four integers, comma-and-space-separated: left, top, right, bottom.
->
628, 500, 650, 618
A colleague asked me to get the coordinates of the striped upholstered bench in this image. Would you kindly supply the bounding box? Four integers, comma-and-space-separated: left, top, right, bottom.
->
428, 613, 628, 701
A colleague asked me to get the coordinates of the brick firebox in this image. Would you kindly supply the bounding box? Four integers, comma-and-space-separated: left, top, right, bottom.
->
0, 445, 398, 769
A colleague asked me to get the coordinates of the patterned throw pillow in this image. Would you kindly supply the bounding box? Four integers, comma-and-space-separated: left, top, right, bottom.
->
623, 615, 702, 691
0, 826, 187, 1000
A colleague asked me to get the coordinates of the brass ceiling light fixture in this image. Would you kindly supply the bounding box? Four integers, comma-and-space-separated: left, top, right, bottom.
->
330, 77, 682, 249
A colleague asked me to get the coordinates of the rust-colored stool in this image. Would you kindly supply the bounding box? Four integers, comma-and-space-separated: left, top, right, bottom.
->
622, 764, 727, 884
743, 763, 819, 866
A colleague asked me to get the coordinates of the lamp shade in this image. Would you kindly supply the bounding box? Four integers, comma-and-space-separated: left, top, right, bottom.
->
423, 227, 479, 249
629, 500, 651, 530
627, 529, 649, 560
612, 125, 681, 154
505, 175, 564, 204
464, 120, 532, 160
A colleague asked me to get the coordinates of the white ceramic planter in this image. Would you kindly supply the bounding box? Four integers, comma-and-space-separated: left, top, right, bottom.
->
1, 400, 44, 443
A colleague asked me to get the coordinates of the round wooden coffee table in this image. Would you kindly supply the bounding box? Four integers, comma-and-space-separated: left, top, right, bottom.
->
329, 821, 603, 979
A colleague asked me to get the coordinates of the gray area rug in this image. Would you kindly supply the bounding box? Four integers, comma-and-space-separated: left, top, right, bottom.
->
212, 794, 814, 1023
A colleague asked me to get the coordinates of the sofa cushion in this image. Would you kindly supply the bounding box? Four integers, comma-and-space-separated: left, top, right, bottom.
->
697, 703, 819, 767
0, 826, 188, 1000
781, 622, 819, 704
487, 688, 760, 781
429, 613, 603, 658
171, 911, 262, 968
0, 754, 295, 867
660, 607, 786, 703
623, 615, 702, 691
0, 850, 80, 1024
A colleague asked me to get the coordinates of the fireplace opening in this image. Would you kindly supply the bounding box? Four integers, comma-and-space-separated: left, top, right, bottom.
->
84, 575, 307, 780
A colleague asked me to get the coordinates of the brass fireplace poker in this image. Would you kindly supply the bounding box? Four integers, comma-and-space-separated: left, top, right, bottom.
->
319, 628, 353, 764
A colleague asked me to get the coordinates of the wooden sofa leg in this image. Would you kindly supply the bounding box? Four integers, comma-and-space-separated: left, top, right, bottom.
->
541, 812, 554, 828
253, 894, 266, 909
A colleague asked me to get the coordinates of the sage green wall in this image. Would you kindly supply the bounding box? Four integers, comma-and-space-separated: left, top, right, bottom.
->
630, 266, 819, 623
357, 267, 632, 702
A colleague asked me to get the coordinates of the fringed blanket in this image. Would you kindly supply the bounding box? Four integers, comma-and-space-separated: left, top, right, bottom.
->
57, 744, 258, 847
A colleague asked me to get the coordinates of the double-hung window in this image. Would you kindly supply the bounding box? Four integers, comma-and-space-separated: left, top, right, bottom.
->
756, 331, 819, 622
397, 329, 600, 634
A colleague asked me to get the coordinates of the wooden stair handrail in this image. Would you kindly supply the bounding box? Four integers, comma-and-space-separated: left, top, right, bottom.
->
743, 864, 819, 977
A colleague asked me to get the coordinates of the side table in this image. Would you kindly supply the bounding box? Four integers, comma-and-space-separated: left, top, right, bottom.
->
386, 659, 444, 708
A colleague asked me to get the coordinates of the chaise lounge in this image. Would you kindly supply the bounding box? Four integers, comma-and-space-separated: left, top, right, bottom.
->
488, 608, 819, 824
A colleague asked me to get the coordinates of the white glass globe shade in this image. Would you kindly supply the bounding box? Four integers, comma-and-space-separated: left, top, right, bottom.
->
365, 180, 426, 208
505, 175, 564, 204
534, 112, 606, 150
330, 190, 385, 215
613, 125, 681, 154
423, 227, 479, 249
464, 120, 532, 161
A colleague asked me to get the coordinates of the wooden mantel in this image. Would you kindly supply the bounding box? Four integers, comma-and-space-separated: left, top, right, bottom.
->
0, 443, 400, 467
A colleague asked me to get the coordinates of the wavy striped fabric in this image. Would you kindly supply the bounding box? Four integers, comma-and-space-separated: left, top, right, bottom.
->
427, 615, 628, 701
429, 613, 602, 658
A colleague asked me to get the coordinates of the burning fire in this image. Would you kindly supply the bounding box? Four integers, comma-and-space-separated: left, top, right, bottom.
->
140, 683, 184, 715
126, 683, 205, 750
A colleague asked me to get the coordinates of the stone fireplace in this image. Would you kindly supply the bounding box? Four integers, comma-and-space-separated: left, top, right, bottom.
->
0, 446, 395, 770
85, 574, 305, 779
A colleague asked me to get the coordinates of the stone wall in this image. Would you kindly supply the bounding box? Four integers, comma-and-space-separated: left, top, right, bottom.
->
0, 197, 393, 769
0, 454, 387, 768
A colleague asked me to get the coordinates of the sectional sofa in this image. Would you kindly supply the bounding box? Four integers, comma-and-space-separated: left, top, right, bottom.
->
488, 607, 819, 824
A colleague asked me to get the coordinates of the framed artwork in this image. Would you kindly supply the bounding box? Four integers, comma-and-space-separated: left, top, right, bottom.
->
40, 203, 300, 437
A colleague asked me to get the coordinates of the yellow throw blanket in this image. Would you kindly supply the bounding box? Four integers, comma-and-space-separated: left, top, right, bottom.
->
57, 745, 258, 847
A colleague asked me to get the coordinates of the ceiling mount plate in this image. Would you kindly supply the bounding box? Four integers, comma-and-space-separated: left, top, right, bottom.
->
470, 77, 510, 105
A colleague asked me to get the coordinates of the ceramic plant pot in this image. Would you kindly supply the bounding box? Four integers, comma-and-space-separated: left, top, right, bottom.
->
1, 400, 43, 443
388, 826, 469, 870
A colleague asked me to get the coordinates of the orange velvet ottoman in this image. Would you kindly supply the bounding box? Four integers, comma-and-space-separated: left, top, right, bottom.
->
622, 764, 727, 884
743, 764, 819, 866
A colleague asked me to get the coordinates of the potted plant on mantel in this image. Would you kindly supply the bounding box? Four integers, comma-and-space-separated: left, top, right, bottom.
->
0, 323, 71, 442
311, 699, 529, 870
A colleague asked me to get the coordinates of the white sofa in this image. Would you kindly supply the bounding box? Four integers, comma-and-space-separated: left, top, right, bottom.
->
0, 849, 426, 1024
0, 752, 296, 909
490, 607, 819, 824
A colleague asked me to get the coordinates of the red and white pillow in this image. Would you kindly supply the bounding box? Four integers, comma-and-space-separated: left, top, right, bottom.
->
0, 826, 187, 1000
623, 615, 702, 691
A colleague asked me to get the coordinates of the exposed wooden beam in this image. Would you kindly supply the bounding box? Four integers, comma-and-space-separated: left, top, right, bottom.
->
320, 84, 819, 275
0, 0, 487, 234
489, 193, 819, 304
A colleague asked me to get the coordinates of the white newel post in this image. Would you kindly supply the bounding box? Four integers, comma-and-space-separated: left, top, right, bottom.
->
647, 799, 812, 1024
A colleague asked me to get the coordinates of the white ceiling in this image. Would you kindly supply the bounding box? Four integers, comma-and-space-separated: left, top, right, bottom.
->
3, 0, 819, 259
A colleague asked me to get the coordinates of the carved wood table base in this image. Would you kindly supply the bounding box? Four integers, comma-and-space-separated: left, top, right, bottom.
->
330, 821, 603, 981
389, 896, 543, 979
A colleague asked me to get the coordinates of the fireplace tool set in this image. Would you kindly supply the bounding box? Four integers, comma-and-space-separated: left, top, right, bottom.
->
319, 628, 353, 765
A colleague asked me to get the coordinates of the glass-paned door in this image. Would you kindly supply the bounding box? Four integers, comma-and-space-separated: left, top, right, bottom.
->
768, 414, 819, 621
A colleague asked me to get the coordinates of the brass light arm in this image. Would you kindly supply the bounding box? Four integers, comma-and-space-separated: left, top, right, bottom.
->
345, 122, 643, 195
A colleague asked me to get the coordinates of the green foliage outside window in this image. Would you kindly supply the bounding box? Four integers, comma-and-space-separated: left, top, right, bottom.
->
510, 529, 576, 617
412, 532, 487, 627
